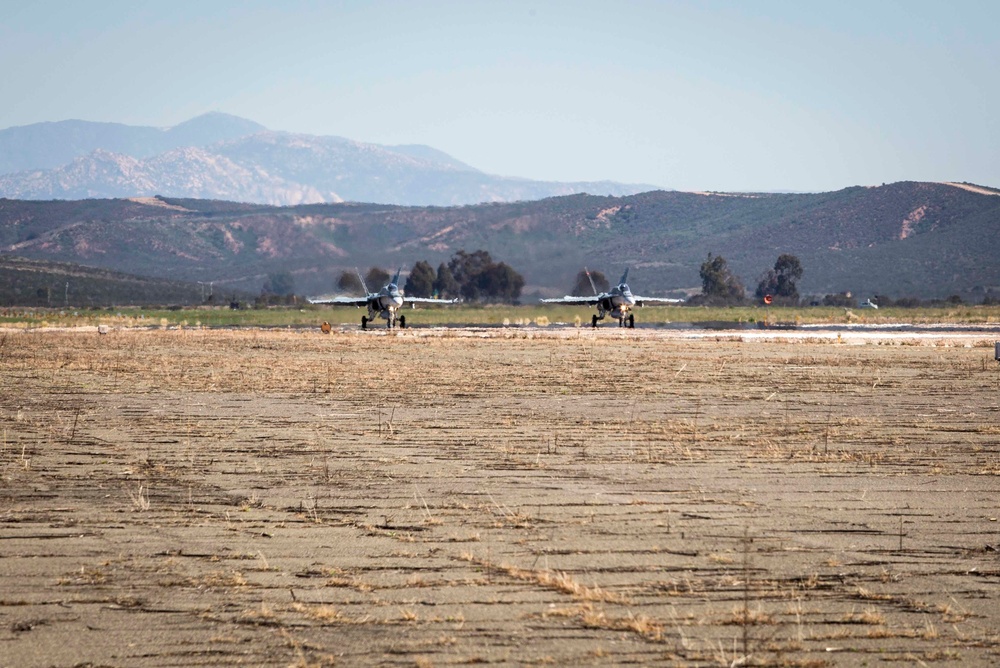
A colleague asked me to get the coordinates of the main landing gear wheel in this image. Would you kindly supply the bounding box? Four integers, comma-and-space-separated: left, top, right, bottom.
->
628, 313, 635, 329
361, 315, 368, 329
399, 315, 406, 329
592, 314, 599, 328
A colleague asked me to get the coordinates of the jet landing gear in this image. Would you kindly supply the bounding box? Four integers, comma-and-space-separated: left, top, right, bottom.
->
361, 314, 404, 330
592, 312, 635, 328
613, 311, 635, 328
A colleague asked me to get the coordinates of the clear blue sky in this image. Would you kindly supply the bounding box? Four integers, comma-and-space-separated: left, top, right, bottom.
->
1, 0, 997, 191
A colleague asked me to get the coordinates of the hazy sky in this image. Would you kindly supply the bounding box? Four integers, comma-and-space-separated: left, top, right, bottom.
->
1, 0, 997, 191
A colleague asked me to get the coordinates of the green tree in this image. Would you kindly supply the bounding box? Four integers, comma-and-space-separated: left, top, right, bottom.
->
774, 254, 803, 299
433, 262, 459, 299
440, 249, 525, 303
404, 260, 436, 298
570, 269, 609, 296
755, 254, 803, 304
449, 250, 494, 302
364, 267, 391, 290
263, 271, 295, 296
477, 262, 525, 302
698, 253, 745, 304
448, 250, 494, 293
337, 271, 364, 294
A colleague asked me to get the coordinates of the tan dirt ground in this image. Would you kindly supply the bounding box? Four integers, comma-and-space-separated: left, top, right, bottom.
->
1, 327, 999, 667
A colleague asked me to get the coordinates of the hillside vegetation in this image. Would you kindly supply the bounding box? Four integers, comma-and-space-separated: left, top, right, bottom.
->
1, 181, 998, 301
0, 255, 235, 307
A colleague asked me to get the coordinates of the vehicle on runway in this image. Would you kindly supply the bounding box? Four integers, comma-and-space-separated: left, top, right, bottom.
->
309, 268, 456, 329
541, 268, 683, 328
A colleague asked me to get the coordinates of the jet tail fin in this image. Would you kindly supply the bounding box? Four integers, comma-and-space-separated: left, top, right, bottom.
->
619, 268, 629, 287
356, 267, 370, 295
584, 267, 599, 296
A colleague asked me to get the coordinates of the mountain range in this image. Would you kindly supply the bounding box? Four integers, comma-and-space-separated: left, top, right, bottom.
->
0, 113, 656, 206
2, 181, 998, 301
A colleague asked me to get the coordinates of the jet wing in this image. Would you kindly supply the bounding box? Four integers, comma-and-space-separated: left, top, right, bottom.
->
540, 296, 600, 305
308, 296, 370, 306
406, 297, 459, 304
632, 296, 685, 305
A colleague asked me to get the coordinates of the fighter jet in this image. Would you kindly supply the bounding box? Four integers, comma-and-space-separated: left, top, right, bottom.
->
541, 268, 683, 328
309, 268, 456, 329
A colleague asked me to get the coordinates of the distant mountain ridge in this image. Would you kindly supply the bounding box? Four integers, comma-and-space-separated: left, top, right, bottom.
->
0, 113, 657, 206
0, 113, 268, 173
1, 181, 997, 301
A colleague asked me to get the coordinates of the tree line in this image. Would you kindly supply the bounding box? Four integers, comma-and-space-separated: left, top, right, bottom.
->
688, 252, 829, 306
337, 249, 525, 304
262, 250, 990, 308
689, 252, 988, 307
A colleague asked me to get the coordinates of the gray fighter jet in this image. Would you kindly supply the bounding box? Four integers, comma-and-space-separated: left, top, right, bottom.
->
309, 268, 456, 329
541, 268, 683, 328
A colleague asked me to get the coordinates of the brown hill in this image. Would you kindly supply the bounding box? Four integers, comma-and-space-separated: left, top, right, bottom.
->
1, 181, 998, 300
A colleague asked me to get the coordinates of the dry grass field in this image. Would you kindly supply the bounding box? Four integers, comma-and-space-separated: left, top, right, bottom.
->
1, 326, 999, 667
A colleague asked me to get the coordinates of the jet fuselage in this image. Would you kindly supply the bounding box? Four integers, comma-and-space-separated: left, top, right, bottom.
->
368, 285, 404, 321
